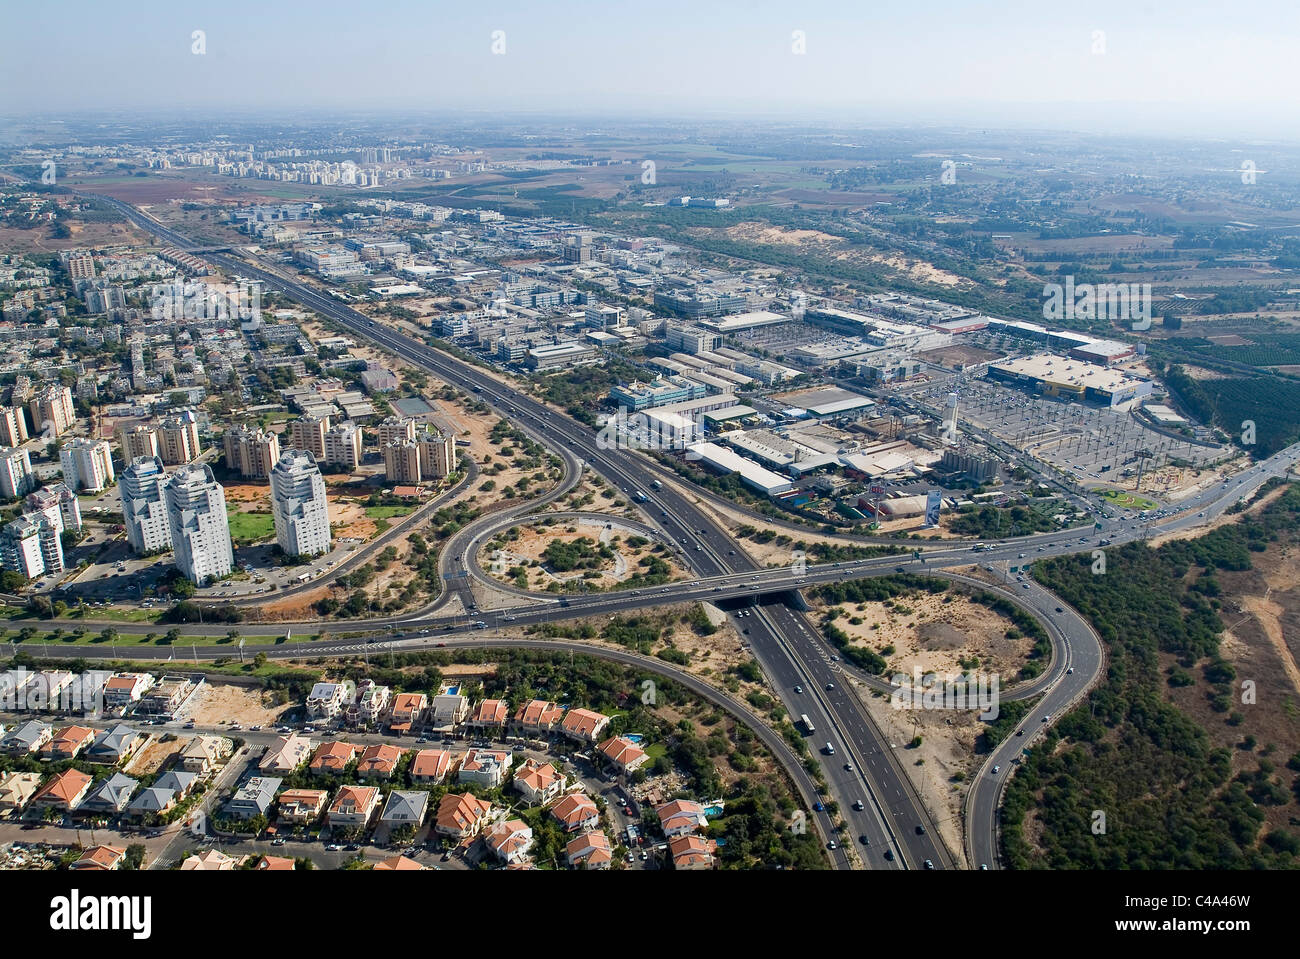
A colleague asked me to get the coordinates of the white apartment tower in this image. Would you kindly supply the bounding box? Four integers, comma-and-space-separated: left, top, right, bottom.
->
323, 421, 362, 470
59, 438, 115, 493
119, 456, 173, 555
269, 449, 332, 558
164, 463, 234, 585
0, 446, 35, 499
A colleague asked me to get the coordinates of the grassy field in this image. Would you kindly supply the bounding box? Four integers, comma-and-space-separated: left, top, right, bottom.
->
228, 510, 276, 543
1100, 489, 1159, 510
364, 505, 415, 520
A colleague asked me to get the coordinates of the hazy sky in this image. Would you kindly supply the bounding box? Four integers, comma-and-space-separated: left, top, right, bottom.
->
5, 0, 1300, 139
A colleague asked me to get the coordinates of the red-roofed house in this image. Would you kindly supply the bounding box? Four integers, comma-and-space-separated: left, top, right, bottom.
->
71, 844, 126, 871
256, 855, 296, 871
30, 768, 93, 811
656, 799, 708, 838
483, 818, 533, 865
356, 744, 404, 779
434, 792, 494, 839
512, 699, 564, 736
467, 698, 508, 731
374, 854, 426, 870
565, 830, 613, 869
309, 741, 359, 776
551, 793, 600, 833
458, 748, 509, 788
40, 725, 96, 761
327, 785, 381, 829
560, 708, 611, 744
277, 788, 329, 825
669, 834, 717, 870
388, 692, 427, 736
410, 748, 453, 784
598, 736, 649, 775
513, 758, 565, 806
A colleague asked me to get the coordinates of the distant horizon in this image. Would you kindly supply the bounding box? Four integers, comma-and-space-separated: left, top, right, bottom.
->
3, 0, 1299, 142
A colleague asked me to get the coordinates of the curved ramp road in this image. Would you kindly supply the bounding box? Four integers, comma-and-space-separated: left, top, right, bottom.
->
69, 193, 1300, 869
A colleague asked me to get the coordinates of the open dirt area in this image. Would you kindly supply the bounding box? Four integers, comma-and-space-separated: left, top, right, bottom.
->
187, 683, 290, 727
482, 518, 686, 590
124, 736, 183, 776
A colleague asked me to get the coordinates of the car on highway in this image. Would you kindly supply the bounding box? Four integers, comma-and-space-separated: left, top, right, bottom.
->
915, 825, 926, 835
1067, 667, 1074, 674
793, 685, 802, 694
992, 765, 1000, 774
924, 859, 935, 870
825, 682, 835, 691
1042, 714, 1052, 722
883, 849, 894, 861
813, 802, 824, 812
827, 840, 837, 850
853, 799, 864, 810
859, 834, 870, 845
844, 762, 853, 771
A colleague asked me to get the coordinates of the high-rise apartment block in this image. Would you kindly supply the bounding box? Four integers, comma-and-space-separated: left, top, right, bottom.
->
120, 456, 173, 555
269, 449, 331, 558
164, 463, 233, 585
59, 438, 115, 493
223, 426, 281, 479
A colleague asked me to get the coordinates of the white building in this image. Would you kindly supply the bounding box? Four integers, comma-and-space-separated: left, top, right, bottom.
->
322, 421, 362, 470
59, 438, 115, 493
163, 463, 233, 585
269, 449, 331, 558
0, 447, 34, 499
119, 456, 173, 555
0, 514, 62, 581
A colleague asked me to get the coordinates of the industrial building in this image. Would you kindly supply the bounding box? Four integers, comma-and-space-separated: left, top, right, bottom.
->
684, 442, 794, 496
987, 354, 1154, 409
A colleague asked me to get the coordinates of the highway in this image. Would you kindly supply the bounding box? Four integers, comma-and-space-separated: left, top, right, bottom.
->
67, 192, 1300, 870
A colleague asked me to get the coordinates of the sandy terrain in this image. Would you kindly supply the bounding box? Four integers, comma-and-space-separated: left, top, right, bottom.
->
188, 683, 289, 726
125, 736, 182, 776
483, 519, 685, 590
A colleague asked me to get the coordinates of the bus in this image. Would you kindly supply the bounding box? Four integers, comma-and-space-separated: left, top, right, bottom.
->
800, 714, 815, 734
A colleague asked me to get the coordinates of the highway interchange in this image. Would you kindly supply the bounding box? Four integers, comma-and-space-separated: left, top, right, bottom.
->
54, 193, 1300, 871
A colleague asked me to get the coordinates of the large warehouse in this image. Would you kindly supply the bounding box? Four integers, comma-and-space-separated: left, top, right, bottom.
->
685, 442, 794, 496
987, 354, 1153, 409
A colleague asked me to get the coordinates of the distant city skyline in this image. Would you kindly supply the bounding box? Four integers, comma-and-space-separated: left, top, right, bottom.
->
3, 0, 1300, 140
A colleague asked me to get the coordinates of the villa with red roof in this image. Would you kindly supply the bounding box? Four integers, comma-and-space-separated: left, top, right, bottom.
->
551, 793, 600, 833
513, 758, 565, 806
598, 736, 649, 775
512, 699, 564, 735
565, 831, 613, 869
560, 707, 611, 743
656, 799, 708, 838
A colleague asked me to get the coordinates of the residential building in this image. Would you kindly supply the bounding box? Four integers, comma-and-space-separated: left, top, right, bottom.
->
164, 463, 233, 585
255, 855, 297, 871
458, 748, 510, 788
120, 455, 172, 554
669, 834, 717, 869
306, 680, 353, 721
380, 790, 429, 827
483, 818, 533, 864
560, 707, 611, 744
0, 771, 42, 813
276, 788, 329, 825
154, 770, 197, 799
223, 425, 280, 478
309, 740, 359, 776
26, 483, 81, 534
356, 744, 403, 779
260, 734, 313, 773
289, 414, 330, 461
269, 449, 331, 558
323, 421, 362, 470
1, 719, 51, 754
387, 692, 427, 735
410, 748, 453, 784
0, 514, 62, 580
60, 438, 115, 493
119, 424, 160, 461
136, 674, 202, 718
27, 384, 75, 438
102, 673, 154, 711
551, 793, 600, 834
345, 680, 390, 728
0, 406, 28, 447
127, 785, 177, 820
467, 698, 509, 731
428, 692, 469, 732
656, 799, 709, 838
30, 768, 93, 811
417, 429, 457, 478
158, 410, 201, 464
81, 773, 139, 814
599, 735, 649, 775
40, 724, 96, 760
512, 699, 564, 736
513, 758, 565, 806
223, 776, 282, 820
179, 849, 239, 871
327, 784, 381, 829
434, 792, 494, 839
72, 845, 126, 871
0, 446, 34, 498
383, 439, 421, 484
565, 830, 613, 869
373, 854, 425, 870
179, 735, 233, 774
85, 723, 144, 765
374, 416, 416, 446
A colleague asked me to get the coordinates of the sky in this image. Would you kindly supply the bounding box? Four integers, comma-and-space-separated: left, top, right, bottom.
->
4, 0, 1300, 139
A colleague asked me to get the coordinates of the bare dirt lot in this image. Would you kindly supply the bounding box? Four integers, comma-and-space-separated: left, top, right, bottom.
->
188, 683, 289, 727
483, 518, 686, 590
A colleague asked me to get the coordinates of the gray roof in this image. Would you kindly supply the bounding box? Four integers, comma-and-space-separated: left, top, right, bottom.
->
2, 720, 50, 750
88, 723, 141, 758
380, 789, 429, 823
127, 786, 175, 813
154, 770, 197, 795
83, 772, 139, 810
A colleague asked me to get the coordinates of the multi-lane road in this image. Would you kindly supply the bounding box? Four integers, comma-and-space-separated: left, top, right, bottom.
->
66, 193, 1300, 870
